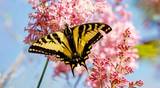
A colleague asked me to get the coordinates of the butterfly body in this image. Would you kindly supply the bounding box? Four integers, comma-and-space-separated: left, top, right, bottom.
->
28, 23, 112, 76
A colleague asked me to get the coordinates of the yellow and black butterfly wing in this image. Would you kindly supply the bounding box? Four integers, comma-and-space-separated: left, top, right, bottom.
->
28, 32, 73, 64
28, 23, 112, 76
71, 23, 112, 66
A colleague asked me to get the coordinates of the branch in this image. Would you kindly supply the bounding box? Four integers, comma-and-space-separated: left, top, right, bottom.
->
0, 51, 26, 88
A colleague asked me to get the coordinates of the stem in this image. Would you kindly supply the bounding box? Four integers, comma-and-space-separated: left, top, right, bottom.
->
99, 80, 102, 88
65, 73, 71, 86
74, 74, 82, 88
37, 59, 49, 88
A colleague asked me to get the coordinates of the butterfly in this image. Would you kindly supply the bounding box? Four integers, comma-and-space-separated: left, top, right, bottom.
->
28, 23, 112, 76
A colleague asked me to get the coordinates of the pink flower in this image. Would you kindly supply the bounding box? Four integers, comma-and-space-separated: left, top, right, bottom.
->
53, 62, 70, 77
129, 80, 144, 88
87, 26, 142, 87
87, 57, 108, 88
28, 0, 39, 8
135, 80, 144, 87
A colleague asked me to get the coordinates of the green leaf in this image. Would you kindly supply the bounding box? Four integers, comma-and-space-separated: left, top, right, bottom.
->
136, 39, 160, 60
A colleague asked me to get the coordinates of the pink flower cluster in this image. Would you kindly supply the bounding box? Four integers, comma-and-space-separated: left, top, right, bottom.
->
87, 28, 142, 87
25, 0, 143, 87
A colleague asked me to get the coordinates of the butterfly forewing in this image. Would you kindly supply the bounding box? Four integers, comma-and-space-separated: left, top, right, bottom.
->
72, 23, 112, 57
28, 32, 72, 59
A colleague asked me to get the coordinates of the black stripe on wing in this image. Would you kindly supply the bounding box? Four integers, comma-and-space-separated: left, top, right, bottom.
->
28, 45, 71, 62
64, 25, 77, 54
82, 32, 102, 58
82, 23, 112, 58
84, 23, 112, 33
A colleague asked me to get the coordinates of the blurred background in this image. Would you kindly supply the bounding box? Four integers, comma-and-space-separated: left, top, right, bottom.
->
0, 0, 160, 88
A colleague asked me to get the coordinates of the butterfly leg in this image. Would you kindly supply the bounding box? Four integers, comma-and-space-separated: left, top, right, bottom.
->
79, 58, 88, 72
81, 61, 88, 71
70, 63, 77, 77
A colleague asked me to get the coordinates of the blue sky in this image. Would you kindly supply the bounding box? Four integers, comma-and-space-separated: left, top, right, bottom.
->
0, 0, 160, 88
